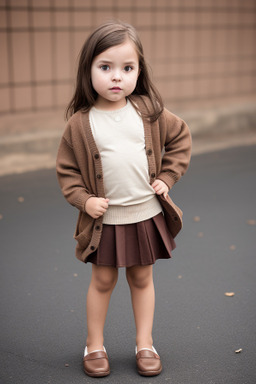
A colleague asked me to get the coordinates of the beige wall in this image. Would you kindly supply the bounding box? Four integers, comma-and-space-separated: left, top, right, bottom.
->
0, 0, 256, 116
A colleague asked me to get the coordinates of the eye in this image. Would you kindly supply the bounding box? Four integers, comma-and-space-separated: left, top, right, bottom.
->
100, 65, 110, 71
124, 65, 133, 72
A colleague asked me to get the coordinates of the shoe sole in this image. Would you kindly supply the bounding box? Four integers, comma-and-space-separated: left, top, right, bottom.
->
138, 367, 162, 377
84, 368, 110, 377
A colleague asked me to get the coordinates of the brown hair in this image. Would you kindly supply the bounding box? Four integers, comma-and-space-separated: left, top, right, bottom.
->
66, 20, 163, 121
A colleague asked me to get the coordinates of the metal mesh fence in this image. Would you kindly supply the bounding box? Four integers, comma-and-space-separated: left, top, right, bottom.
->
0, 0, 255, 115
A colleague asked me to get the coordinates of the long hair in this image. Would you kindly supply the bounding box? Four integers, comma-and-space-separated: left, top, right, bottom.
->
66, 20, 163, 122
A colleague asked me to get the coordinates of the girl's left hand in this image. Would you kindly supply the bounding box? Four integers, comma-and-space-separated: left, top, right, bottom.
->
152, 179, 169, 199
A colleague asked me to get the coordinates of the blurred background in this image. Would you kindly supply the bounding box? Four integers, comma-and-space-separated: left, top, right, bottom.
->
0, 0, 256, 175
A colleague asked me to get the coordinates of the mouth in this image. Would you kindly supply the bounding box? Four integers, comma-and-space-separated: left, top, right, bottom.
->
110, 87, 122, 91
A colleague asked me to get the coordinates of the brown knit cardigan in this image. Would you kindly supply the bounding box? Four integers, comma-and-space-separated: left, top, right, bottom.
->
56, 95, 192, 262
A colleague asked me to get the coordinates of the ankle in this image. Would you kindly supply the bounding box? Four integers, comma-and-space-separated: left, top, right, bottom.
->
136, 338, 153, 352
86, 340, 104, 354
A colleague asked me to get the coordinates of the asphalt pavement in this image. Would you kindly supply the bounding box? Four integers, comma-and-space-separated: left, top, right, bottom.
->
1, 145, 256, 384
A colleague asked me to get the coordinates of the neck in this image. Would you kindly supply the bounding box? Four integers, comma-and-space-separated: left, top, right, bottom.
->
94, 98, 127, 111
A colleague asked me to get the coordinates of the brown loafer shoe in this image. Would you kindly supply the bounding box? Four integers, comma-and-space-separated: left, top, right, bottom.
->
136, 348, 162, 376
83, 350, 110, 377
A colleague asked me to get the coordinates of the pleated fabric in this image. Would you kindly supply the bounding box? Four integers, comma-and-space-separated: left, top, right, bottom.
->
86, 212, 176, 268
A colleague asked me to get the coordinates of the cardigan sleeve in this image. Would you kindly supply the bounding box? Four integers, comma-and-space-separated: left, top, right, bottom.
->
157, 108, 192, 189
56, 131, 95, 212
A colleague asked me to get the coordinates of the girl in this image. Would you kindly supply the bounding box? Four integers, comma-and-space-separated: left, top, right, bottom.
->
56, 20, 191, 378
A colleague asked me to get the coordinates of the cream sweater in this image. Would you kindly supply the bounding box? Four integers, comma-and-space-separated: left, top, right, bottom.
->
89, 100, 162, 224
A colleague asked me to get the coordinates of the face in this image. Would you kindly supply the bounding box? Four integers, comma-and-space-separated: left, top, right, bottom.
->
91, 40, 140, 110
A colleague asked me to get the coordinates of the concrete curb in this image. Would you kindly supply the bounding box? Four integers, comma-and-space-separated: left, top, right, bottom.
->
183, 102, 256, 137
0, 103, 256, 177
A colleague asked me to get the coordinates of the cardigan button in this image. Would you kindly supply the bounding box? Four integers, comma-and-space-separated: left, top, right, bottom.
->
90, 245, 95, 251
94, 153, 100, 159
95, 225, 101, 231
151, 172, 156, 178
96, 174, 102, 179
147, 149, 152, 156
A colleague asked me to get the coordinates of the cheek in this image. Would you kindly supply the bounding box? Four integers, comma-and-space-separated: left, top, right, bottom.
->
128, 73, 139, 89
91, 76, 97, 91
91, 71, 101, 93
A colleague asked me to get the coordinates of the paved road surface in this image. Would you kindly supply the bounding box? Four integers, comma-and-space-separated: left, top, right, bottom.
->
1, 145, 256, 384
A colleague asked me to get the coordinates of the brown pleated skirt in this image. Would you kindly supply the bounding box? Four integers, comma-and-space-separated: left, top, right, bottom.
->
86, 212, 176, 268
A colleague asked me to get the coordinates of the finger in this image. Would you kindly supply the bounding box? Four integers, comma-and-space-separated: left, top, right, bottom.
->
155, 186, 163, 194
99, 202, 108, 210
152, 180, 160, 188
160, 189, 167, 196
153, 184, 160, 192
99, 197, 109, 203
99, 199, 109, 207
96, 209, 105, 216
99, 205, 108, 213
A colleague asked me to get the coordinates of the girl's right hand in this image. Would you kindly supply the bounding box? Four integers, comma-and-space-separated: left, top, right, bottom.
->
85, 197, 109, 219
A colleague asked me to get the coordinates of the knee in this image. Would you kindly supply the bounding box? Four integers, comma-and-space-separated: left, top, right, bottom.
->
126, 266, 152, 290
93, 267, 118, 293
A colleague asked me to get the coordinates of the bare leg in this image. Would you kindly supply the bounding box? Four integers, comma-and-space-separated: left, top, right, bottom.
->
86, 264, 118, 353
126, 265, 155, 351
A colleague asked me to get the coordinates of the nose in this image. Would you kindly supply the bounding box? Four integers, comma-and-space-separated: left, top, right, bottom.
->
112, 69, 122, 82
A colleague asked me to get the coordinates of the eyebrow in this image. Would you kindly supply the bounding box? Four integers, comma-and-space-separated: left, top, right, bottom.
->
97, 59, 137, 65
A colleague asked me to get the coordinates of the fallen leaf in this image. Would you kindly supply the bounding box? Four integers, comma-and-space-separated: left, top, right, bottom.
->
247, 219, 256, 226
18, 197, 24, 203
73, 273, 78, 277
0, 214, 3, 220
229, 245, 236, 251
193, 216, 200, 222
197, 232, 204, 238
178, 275, 182, 279
65, 363, 69, 367
235, 348, 242, 353
225, 292, 235, 297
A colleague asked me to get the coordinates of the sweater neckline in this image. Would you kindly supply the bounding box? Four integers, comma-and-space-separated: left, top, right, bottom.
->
91, 99, 130, 115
